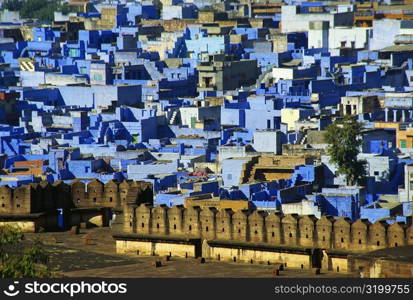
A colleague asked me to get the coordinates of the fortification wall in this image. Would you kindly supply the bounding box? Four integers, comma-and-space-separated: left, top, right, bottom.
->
124, 204, 413, 252
0, 180, 153, 215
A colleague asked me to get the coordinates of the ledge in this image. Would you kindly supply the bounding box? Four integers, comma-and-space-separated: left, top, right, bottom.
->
112, 233, 201, 244
0, 212, 47, 220
207, 239, 314, 254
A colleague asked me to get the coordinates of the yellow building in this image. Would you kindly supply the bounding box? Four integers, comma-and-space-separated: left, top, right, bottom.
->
280, 108, 315, 131
374, 121, 413, 149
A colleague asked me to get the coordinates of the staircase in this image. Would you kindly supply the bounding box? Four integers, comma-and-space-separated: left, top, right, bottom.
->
19, 58, 35, 72
296, 131, 307, 145
169, 110, 179, 125
243, 66, 274, 91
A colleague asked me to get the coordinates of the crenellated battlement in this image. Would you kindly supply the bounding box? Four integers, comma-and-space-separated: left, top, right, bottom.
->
0, 179, 153, 215
123, 203, 413, 252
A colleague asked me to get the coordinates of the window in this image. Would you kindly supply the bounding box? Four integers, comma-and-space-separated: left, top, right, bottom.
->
400, 139, 407, 148
93, 73, 103, 81
409, 182, 413, 191
227, 174, 232, 180
69, 48, 80, 57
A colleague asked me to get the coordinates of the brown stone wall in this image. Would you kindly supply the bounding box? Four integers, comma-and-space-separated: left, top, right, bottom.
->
0, 180, 153, 216
369, 221, 388, 249
168, 205, 184, 235
183, 206, 201, 237
233, 210, 249, 242
216, 209, 233, 240
298, 215, 316, 247
316, 216, 333, 248
333, 218, 351, 249
351, 219, 369, 251
388, 223, 406, 247
151, 205, 168, 235
200, 207, 217, 240
0, 186, 12, 214
265, 213, 282, 244
104, 180, 120, 208
249, 210, 266, 243
86, 179, 104, 206
130, 204, 413, 252
12, 185, 32, 214
71, 180, 86, 206
282, 214, 299, 246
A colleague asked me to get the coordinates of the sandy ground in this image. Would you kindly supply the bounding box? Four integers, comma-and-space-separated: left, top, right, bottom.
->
24, 227, 357, 278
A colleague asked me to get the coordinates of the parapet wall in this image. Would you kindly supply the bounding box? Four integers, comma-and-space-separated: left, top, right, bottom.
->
0, 179, 153, 215
124, 204, 413, 252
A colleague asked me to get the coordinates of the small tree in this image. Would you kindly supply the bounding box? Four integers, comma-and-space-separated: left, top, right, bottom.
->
1, 0, 22, 11
324, 116, 366, 186
0, 225, 51, 278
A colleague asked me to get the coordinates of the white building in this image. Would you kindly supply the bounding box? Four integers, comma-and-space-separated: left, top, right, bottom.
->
252, 130, 283, 154
281, 5, 354, 33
